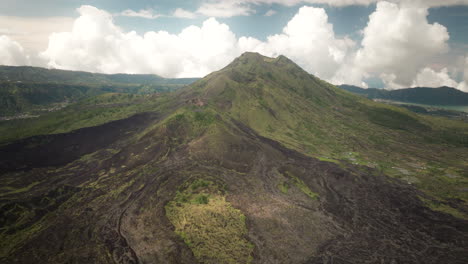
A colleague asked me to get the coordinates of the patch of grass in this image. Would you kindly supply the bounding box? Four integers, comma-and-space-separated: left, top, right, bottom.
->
165, 179, 253, 264
0, 181, 40, 196
191, 193, 209, 204
365, 106, 429, 131
278, 181, 290, 194
316, 156, 339, 164
193, 111, 216, 126
190, 179, 211, 190
109, 178, 135, 197
285, 172, 319, 200
419, 196, 467, 219
0, 220, 45, 257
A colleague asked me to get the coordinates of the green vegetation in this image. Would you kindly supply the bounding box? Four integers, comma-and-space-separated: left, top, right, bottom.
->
0, 185, 79, 256
165, 179, 254, 264
365, 106, 429, 131
189, 53, 468, 217
285, 172, 319, 199
278, 181, 290, 194
419, 196, 467, 219
0, 93, 174, 144
0, 181, 39, 196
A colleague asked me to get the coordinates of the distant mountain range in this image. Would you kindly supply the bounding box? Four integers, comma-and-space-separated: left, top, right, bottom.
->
338, 84, 468, 106
0, 65, 197, 85
0, 66, 198, 116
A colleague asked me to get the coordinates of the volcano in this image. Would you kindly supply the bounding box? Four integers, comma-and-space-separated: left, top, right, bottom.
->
1, 52, 467, 264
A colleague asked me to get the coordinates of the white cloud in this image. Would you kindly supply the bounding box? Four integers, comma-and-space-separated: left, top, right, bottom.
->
331, 57, 368, 87
40, 5, 240, 77
197, 1, 254, 17
264, 9, 277, 16
173, 8, 197, 19
412, 67, 459, 88
0, 35, 29, 66
353, 1, 450, 89
119, 8, 160, 19
40, 5, 354, 80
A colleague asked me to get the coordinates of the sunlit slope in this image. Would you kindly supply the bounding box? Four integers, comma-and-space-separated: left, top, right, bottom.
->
183, 52, 468, 212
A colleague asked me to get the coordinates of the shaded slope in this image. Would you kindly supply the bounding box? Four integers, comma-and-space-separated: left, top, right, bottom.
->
0, 92, 181, 145
0, 53, 467, 264
0, 112, 156, 172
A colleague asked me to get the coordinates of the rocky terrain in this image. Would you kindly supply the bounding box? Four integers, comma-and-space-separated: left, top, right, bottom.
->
0, 53, 467, 263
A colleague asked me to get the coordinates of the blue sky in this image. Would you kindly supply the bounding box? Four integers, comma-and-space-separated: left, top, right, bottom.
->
0, 0, 468, 90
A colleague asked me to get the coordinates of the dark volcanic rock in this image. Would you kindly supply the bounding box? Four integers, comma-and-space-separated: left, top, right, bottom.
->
1, 117, 466, 264
1, 53, 467, 264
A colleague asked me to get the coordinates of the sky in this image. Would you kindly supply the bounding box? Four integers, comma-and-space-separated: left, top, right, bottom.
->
1, 0, 468, 91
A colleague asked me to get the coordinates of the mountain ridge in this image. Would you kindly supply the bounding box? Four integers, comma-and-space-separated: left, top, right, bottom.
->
0, 65, 198, 85
338, 84, 468, 106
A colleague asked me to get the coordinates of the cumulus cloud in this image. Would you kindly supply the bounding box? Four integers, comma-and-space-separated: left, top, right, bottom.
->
412, 67, 458, 88
40, 5, 240, 77
40, 5, 355, 81
353, 1, 450, 89
173, 8, 197, 19
0, 35, 30, 66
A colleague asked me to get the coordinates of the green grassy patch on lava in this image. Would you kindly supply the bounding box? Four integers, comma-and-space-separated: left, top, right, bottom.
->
165, 179, 254, 264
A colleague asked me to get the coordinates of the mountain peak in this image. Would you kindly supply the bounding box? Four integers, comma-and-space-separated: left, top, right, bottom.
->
188, 52, 339, 114
230, 52, 273, 66
238, 51, 265, 58
222, 52, 306, 78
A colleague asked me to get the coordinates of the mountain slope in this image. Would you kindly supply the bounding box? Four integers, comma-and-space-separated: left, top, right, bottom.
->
0, 53, 467, 264
339, 84, 468, 106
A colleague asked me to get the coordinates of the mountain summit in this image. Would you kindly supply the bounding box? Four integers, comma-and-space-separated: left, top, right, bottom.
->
1, 53, 467, 263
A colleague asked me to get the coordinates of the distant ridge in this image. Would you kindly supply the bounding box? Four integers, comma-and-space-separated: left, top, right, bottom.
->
338, 84, 468, 106
0, 65, 198, 116
0, 65, 198, 85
